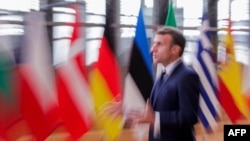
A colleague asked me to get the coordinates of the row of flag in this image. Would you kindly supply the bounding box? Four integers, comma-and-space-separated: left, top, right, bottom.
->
0, 4, 153, 141
1, 2, 250, 141
179, 3, 250, 132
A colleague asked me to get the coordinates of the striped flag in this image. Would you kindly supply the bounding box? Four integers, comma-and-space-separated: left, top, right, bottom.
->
18, 11, 60, 141
192, 13, 220, 132
165, 1, 177, 27
55, 6, 94, 140
88, 16, 124, 141
217, 20, 250, 122
0, 36, 21, 138
123, 8, 153, 110
122, 7, 153, 141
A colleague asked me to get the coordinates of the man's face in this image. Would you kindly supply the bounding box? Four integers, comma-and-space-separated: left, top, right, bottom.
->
151, 34, 175, 66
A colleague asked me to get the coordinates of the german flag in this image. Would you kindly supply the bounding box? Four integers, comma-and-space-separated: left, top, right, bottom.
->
88, 1, 123, 140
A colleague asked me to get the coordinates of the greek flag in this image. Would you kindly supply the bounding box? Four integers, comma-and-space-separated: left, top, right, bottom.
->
192, 13, 221, 132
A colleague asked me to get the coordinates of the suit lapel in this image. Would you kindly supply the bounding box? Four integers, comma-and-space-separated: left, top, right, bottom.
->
152, 62, 184, 107
152, 78, 167, 107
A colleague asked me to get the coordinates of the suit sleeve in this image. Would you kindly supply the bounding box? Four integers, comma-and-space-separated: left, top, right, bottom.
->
159, 71, 200, 129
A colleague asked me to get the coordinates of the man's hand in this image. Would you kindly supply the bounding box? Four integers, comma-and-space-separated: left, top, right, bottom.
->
101, 101, 123, 117
137, 99, 155, 126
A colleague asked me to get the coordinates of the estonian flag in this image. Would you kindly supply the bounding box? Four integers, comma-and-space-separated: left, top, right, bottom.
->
123, 8, 154, 109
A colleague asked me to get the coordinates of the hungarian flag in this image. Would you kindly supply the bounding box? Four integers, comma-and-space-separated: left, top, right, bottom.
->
89, 8, 124, 140
217, 20, 249, 123
18, 11, 60, 141
0, 36, 21, 139
156, 1, 177, 78
55, 6, 94, 140
165, 1, 177, 26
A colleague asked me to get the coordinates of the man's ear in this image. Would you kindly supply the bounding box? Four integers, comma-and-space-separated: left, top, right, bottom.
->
171, 45, 181, 55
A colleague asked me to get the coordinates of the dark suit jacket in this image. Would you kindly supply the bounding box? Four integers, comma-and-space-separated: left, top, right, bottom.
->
149, 62, 200, 141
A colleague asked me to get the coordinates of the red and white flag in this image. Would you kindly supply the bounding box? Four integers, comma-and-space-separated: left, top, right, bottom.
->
55, 6, 94, 140
18, 11, 60, 141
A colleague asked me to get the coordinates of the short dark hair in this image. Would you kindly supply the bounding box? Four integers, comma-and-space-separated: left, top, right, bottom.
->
156, 26, 186, 56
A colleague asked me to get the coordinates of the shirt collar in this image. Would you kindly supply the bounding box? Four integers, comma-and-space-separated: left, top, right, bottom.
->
163, 58, 182, 75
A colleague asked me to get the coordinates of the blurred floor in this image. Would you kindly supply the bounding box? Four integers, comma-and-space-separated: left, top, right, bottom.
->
3, 109, 250, 141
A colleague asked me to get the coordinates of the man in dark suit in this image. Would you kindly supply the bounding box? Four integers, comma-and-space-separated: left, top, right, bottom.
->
136, 26, 200, 141
104, 26, 200, 141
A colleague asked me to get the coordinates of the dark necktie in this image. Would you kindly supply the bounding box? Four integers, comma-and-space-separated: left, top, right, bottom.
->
160, 71, 168, 84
